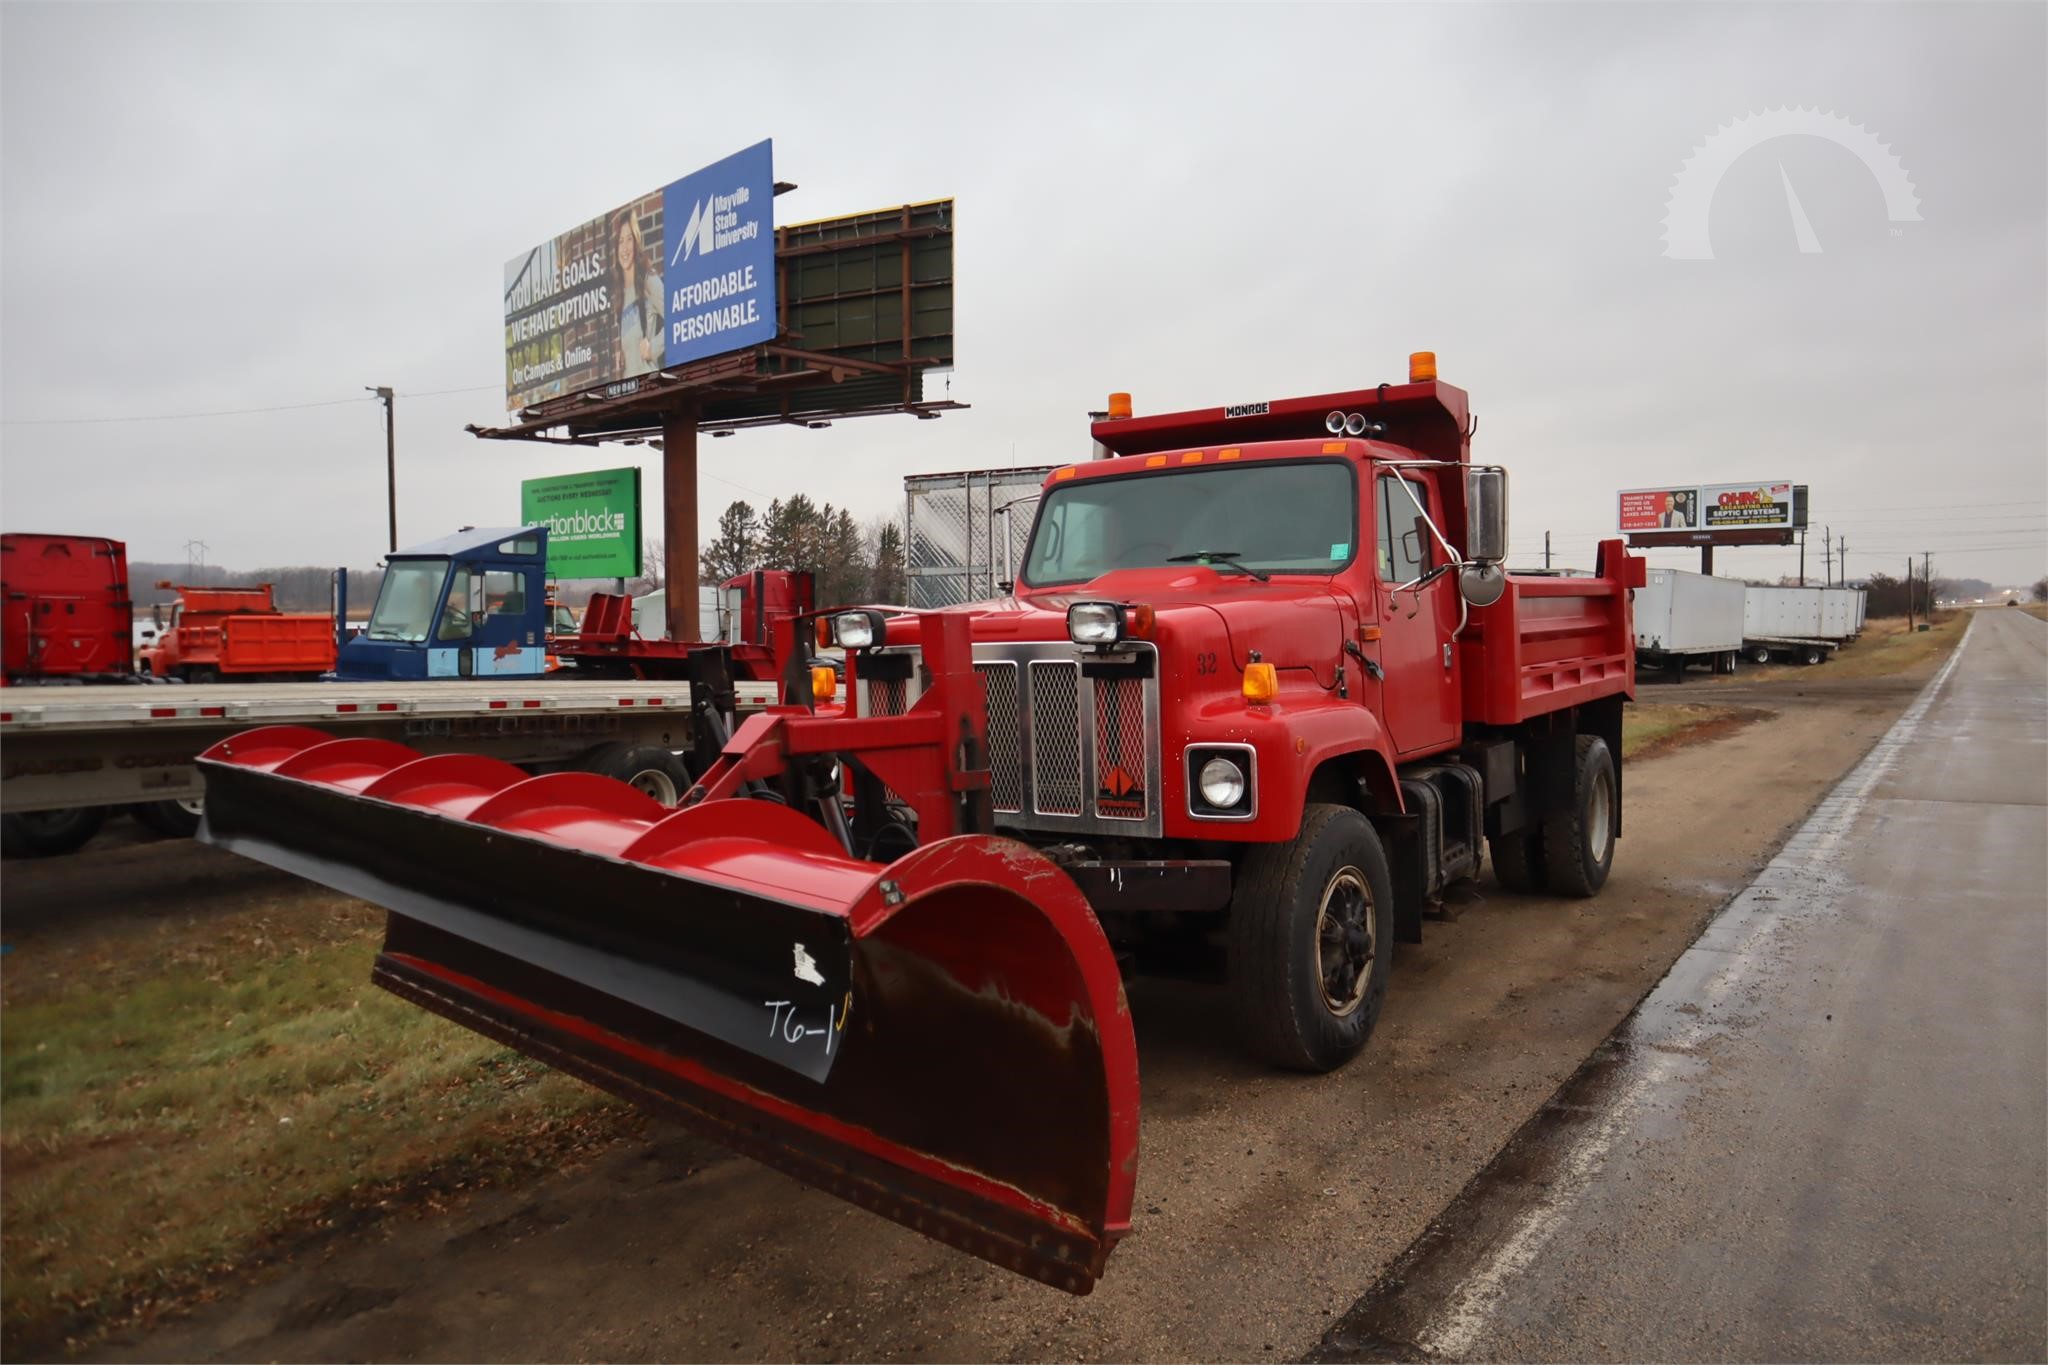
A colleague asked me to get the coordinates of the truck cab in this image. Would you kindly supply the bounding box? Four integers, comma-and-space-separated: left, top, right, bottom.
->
335, 527, 549, 681
828, 358, 1641, 1071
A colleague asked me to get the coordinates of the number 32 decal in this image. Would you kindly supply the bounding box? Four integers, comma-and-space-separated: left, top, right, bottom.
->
1193, 651, 1219, 675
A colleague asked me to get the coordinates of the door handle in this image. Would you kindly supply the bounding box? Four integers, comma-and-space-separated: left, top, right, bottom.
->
1442, 643, 1453, 670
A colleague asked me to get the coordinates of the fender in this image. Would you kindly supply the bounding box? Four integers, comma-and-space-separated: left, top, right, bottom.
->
1167, 699, 1402, 841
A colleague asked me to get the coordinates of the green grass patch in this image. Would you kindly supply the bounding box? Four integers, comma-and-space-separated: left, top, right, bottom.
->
1, 905, 623, 1351
1622, 702, 1749, 760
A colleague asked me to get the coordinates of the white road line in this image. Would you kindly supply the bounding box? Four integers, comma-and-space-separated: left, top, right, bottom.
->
1415, 618, 1977, 1360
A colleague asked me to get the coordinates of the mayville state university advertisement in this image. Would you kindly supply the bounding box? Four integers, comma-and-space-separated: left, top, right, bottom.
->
503, 140, 778, 410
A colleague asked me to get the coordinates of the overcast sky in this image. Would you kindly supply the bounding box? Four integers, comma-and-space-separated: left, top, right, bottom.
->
3, 2, 2043, 589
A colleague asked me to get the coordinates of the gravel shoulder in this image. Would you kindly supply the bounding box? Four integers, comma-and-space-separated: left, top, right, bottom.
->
58, 660, 1943, 1365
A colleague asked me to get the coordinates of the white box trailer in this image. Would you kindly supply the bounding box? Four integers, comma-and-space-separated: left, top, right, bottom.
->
1634, 568, 1747, 678
1743, 585, 1855, 664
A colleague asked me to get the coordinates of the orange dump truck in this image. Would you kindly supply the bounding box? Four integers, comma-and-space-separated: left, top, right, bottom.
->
138, 582, 335, 682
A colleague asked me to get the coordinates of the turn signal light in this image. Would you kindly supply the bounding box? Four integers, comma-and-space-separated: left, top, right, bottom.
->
1409, 350, 1437, 383
1107, 391, 1134, 420
810, 665, 838, 701
815, 617, 833, 648
1242, 661, 1278, 704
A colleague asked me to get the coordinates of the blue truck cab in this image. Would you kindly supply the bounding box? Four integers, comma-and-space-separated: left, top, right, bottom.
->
336, 526, 549, 680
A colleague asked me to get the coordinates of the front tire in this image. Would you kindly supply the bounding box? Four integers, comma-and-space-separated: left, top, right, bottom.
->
1542, 735, 1617, 898
1229, 804, 1396, 1072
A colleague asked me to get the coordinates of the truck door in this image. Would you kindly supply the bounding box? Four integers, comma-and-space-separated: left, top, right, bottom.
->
1374, 471, 1461, 755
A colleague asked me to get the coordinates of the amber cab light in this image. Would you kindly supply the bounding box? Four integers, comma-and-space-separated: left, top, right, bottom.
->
1409, 351, 1438, 383
1243, 661, 1278, 704
1107, 391, 1134, 420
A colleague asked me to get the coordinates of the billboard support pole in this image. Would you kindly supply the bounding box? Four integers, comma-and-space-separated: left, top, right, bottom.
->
662, 406, 700, 643
1701, 544, 1713, 576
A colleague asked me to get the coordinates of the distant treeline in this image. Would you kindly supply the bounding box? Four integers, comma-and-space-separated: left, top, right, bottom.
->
131, 564, 384, 615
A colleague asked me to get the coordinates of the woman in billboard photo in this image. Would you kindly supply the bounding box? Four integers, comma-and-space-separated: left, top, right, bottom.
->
612, 207, 664, 379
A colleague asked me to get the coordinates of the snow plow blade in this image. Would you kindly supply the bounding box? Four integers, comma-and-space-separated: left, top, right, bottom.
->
195, 726, 1138, 1293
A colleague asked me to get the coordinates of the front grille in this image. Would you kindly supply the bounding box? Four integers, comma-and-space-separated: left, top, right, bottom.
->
1094, 676, 1147, 821
980, 643, 1160, 837
977, 662, 1023, 812
1028, 661, 1084, 816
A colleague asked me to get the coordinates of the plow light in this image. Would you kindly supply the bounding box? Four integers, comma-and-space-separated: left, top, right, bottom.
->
831, 611, 884, 650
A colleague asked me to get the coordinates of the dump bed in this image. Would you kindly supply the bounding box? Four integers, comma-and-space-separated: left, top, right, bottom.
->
1460, 539, 1640, 724
220, 613, 336, 674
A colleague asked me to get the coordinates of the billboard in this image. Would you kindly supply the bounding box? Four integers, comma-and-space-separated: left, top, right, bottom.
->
1619, 481, 1797, 533
520, 466, 642, 579
503, 140, 776, 410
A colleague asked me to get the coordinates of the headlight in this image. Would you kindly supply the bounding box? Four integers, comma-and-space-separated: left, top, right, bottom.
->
1067, 602, 1125, 646
831, 611, 878, 650
1197, 756, 1247, 808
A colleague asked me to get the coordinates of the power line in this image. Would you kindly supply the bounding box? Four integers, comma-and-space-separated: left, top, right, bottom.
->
2, 382, 502, 426
2, 395, 377, 425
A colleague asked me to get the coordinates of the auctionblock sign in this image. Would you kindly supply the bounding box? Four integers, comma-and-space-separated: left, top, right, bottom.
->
521, 466, 642, 579
503, 139, 776, 410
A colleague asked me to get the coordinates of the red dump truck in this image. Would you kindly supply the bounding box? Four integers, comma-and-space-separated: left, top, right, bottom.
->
196, 356, 1641, 1294
139, 581, 335, 682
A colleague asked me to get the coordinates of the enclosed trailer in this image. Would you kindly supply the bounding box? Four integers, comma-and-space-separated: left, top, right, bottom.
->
1634, 568, 1745, 678
1744, 585, 1850, 664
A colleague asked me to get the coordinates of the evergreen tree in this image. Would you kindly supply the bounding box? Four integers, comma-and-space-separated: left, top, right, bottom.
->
701, 500, 759, 584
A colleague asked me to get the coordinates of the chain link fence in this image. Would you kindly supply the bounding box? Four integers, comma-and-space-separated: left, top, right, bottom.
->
904, 466, 1056, 608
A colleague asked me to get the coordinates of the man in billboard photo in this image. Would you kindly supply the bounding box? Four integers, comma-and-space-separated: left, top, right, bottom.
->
1659, 491, 1694, 528
612, 207, 664, 379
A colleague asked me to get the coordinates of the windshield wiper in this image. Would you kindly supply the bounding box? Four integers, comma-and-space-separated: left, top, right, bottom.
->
1166, 551, 1271, 582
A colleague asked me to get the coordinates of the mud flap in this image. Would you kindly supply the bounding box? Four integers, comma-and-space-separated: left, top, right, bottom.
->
196, 726, 1139, 1292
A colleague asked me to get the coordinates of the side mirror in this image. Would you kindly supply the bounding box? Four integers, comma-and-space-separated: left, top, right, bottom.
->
1466, 467, 1509, 564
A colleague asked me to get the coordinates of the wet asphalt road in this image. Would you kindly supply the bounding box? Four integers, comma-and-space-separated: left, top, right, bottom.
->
1315, 609, 2048, 1362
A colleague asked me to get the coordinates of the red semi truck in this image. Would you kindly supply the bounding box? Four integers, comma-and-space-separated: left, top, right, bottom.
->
139, 582, 335, 682
198, 356, 1641, 1293
1, 533, 133, 684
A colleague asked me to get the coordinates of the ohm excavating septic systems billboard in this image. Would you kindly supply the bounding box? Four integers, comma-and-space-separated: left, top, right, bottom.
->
503, 140, 777, 410
1619, 480, 1799, 533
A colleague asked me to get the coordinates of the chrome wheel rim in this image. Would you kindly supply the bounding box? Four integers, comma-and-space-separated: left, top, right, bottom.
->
1315, 866, 1375, 1016
1588, 768, 1614, 864
628, 767, 681, 806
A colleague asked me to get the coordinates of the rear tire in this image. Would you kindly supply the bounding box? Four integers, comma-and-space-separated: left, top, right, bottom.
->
1802, 646, 1824, 666
1, 806, 108, 858
1229, 804, 1395, 1073
135, 797, 205, 839
1747, 644, 1772, 665
583, 743, 692, 806
1541, 735, 1617, 898
1489, 828, 1547, 893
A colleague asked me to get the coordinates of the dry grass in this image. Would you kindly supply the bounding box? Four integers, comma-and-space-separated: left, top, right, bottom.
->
0, 900, 626, 1353
1622, 702, 1755, 760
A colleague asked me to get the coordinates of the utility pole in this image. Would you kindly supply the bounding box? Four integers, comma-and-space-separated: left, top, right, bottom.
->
1822, 526, 1832, 585
1544, 530, 1552, 570
368, 386, 397, 553
1838, 534, 1846, 587
1906, 557, 1915, 628
1922, 551, 1932, 612
1798, 528, 1806, 586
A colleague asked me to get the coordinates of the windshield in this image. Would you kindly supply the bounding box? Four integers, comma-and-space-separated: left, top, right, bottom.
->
1020, 460, 1357, 587
366, 559, 449, 642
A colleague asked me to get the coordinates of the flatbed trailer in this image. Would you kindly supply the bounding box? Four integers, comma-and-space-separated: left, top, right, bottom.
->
0, 677, 775, 817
